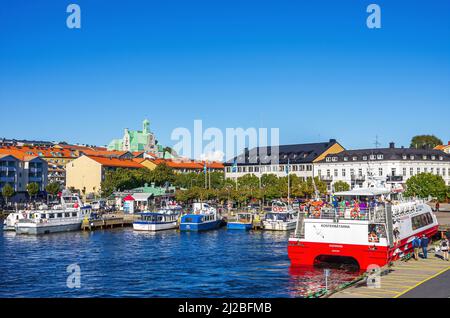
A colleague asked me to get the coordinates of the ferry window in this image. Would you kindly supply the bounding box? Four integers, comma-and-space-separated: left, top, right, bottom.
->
368, 224, 386, 243
65, 213, 70, 217
411, 213, 433, 231
49, 214, 55, 219
72, 212, 77, 217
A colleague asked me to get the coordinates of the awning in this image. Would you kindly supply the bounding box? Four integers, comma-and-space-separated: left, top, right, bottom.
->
123, 195, 135, 201
132, 193, 153, 202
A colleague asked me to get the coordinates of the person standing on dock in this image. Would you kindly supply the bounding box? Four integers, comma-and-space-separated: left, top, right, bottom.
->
420, 235, 429, 259
412, 236, 421, 260
440, 238, 449, 261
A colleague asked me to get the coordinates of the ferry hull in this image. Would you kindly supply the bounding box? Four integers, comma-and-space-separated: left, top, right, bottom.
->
288, 224, 439, 270
15, 222, 82, 235
133, 221, 178, 232
179, 220, 221, 232
227, 222, 252, 230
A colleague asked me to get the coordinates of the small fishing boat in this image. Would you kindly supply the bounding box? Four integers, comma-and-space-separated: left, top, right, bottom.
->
133, 208, 182, 232
263, 201, 297, 231
179, 202, 222, 232
227, 212, 254, 230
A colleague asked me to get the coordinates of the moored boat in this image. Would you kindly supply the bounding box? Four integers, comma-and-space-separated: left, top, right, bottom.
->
14, 194, 92, 235
263, 201, 297, 231
179, 202, 222, 232
288, 178, 439, 269
133, 207, 182, 232
227, 212, 254, 230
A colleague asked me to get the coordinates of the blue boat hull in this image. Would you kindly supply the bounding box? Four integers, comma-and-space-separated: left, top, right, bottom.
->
227, 222, 252, 230
179, 220, 222, 232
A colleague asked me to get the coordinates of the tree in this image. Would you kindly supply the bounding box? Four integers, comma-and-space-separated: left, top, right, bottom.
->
405, 173, 447, 201
151, 164, 176, 186
26, 182, 40, 201
410, 135, 443, 149
45, 182, 61, 197
2, 184, 15, 206
333, 181, 350, 192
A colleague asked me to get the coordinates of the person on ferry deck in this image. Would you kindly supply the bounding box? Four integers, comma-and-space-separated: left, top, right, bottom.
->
420, 235, 429, 259
412, 236, 421, 260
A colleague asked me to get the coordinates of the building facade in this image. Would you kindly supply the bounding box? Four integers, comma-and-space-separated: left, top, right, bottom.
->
0, 153, 48, 201
315, 142, 450, 192
108, 119, 158, 153
224, 139, 345, 179
65, 155, 145, 197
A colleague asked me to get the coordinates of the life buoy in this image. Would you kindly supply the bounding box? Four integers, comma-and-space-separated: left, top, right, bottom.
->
312, 207, 321, 218
351, 208, 360, 219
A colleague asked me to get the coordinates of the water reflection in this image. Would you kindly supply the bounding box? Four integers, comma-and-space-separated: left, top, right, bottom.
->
288, 264, 363, 297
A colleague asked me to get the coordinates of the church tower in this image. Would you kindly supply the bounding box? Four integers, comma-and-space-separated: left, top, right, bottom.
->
143, 119, 150, 135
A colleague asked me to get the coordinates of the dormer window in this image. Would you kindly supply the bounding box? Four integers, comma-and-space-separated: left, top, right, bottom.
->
402, 155, 407, 160
326, 157, 332, 162
343, 157, 348, 161
377, 154, 384, 160
362, 156, 368, 161
370, 155, 376, 160
410, 155, 415, 160
332, 157, 338, 162
439, 156, 443, 161
423, 155, 427, 160
352, 156, 357, 161
431, 155, 436, 160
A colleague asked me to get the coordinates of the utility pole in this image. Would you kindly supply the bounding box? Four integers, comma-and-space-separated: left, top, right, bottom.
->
287, 158, 290, 204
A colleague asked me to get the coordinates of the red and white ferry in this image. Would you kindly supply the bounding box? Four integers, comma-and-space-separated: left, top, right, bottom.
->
288, 180, 439, 269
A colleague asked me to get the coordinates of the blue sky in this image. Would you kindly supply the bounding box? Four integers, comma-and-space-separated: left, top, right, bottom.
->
0, 0, 449, 151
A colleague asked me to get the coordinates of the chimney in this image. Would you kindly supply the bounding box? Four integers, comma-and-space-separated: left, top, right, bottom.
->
389, 142, 395, 149
448, 141, 450, 146
329, 139, 336, 143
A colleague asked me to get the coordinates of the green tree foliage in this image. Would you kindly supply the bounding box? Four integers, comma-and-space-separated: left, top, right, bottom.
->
151, 163, 176, 186
45, 182, 61, 196
333, 180, 350, 192
405, 173, 447, 201
1, 183, 15, 205
26, 182, 40, 200
410, 135, 443, 149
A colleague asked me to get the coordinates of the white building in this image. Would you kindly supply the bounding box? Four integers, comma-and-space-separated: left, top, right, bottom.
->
315, 142, 450, 192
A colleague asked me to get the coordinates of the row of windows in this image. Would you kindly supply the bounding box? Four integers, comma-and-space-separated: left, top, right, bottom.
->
318, 167, 448, 178
226, 164, 313, 173
326, 154, 445, 162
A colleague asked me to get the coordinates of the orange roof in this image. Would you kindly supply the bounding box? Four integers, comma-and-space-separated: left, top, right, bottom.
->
0, 145, 76, 158
149, 159, 223, 170
0, 148, 41, 161
80, 149, 130, 157
59, 144, 107, 152
86, 155, 144, 168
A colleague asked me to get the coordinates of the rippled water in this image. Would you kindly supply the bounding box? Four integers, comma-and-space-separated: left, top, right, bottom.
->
0, 226, 360, 298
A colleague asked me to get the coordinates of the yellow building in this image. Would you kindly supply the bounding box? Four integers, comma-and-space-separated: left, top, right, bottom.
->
66, 155, 145, 196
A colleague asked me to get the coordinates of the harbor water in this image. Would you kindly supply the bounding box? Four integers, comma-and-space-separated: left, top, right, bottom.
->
0, 227, 360, 298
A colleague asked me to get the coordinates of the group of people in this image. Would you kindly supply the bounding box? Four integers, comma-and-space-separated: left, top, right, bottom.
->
412, 234, 449, 261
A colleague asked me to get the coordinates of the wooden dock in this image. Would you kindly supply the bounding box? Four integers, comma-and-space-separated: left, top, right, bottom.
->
328, 253, 450, 298
81, 213, 136, 231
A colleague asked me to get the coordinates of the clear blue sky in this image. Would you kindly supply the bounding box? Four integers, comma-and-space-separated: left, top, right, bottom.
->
0, 0, 449, 150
